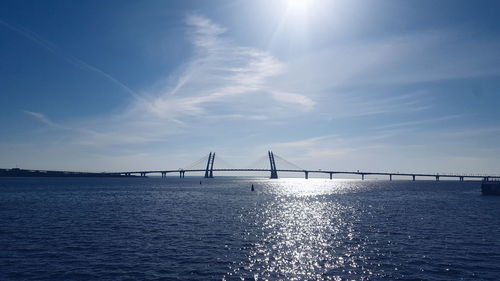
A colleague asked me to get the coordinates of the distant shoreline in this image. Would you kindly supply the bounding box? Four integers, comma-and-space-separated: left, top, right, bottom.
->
0, 168, 135, 178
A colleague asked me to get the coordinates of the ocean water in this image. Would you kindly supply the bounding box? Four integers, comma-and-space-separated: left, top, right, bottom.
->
0, 177, 499, 281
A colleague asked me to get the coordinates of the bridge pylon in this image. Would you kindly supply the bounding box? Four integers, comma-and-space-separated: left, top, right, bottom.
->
268, 151, 278, 179
209, 152, 215, 178
204, 152, 215, 178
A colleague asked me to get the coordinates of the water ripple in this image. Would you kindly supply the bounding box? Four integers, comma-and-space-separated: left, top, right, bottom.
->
1, 178, 499, 280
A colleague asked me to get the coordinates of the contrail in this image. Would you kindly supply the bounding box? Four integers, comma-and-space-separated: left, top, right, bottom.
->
0, 19, 140, 99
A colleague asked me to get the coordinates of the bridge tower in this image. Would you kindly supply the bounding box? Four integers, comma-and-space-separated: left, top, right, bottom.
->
209, 152, 215, 178
204, 152, 212, 178
204, 152, 215, 178
268, 151, 278, 179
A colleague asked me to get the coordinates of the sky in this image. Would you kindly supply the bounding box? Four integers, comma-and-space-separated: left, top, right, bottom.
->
1, 0, 500, 175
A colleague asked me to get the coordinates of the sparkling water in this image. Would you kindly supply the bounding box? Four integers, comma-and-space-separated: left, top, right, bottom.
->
1, 177, 499, 280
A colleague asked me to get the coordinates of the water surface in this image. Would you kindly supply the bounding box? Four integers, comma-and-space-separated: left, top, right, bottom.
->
1, 177, 499, 280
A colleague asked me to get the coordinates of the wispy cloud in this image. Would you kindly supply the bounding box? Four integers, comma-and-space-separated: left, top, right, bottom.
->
22, 16, 498, 150
20, 15, 314, 147
374, 114, 463, 130
281, 28, 500, 90
273, 28, 500, 120
23, 110, 64, 129
0, 18, 138, 98
270, 134, 375, 161
134, 14, 314, 120
432, 126, 500, 139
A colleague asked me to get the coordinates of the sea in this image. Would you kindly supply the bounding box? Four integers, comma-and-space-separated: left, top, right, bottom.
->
1, 177, 499, 281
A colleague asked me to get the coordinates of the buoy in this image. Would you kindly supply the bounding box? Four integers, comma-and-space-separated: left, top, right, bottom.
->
251, 184, 254, 191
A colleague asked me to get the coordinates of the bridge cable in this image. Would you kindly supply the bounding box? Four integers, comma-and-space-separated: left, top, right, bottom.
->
273, 153, 305, 170
214, 155, 236, 169
183, 154, 210, 170
244, 154, 269, 169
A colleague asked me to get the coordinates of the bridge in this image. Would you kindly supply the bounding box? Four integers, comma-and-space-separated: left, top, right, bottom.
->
116, 151, 500, 182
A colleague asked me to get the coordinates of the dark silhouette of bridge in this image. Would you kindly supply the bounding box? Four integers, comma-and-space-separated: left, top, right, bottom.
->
117, 151, 500, 182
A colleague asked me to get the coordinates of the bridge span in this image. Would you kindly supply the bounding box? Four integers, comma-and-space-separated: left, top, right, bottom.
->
116, 151, 500, 182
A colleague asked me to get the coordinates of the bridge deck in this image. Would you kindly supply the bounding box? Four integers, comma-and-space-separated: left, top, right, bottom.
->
116, 168, 500, 180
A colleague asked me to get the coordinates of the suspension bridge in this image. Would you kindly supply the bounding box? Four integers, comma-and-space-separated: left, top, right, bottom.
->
116, 151, 500, 182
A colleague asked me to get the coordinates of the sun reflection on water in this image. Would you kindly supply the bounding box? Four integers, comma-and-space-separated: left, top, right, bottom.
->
225, 179, 376, 280
257, 178, 366, 196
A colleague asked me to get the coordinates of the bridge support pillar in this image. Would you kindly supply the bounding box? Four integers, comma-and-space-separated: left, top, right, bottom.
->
389, 174, 392, 181
140, 172, 146, 177
412, 175, 415, 181
180, 171, 185, 178
484, 177, 489, 182
460, 176, 464, 182
361, 174, 365, 180
305, 171, 309, 179
436, 175, 440, 181
329, 173, 333, 180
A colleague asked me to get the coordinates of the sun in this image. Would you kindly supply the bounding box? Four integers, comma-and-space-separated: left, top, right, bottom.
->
286, 0, 313, 11
284, 0, 314, 19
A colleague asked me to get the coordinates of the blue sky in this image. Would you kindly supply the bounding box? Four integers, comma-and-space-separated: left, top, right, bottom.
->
1, 0, 500, 175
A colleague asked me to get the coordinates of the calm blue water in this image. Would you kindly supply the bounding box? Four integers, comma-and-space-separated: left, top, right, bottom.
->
1, 177, 499, 280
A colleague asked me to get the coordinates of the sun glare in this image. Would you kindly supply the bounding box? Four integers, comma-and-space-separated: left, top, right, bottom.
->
286, 0, 313, 13
282, 0, 316, 22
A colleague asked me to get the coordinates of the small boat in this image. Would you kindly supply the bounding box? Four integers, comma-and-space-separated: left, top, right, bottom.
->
481, 180, 500, 196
